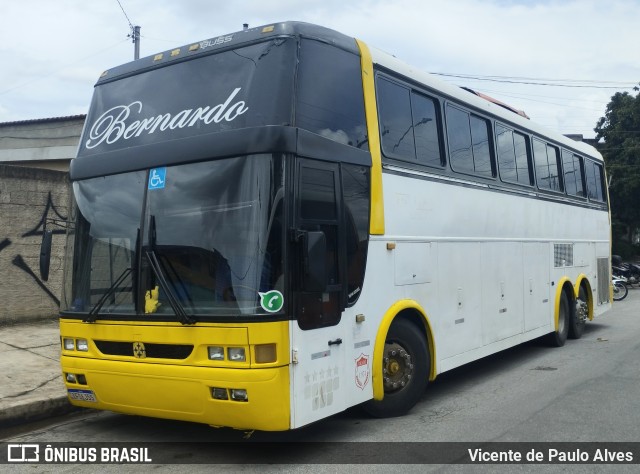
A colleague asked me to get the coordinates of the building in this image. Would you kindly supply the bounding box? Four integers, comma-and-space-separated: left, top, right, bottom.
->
0, 115, 85, 171
0, 115, 85, 324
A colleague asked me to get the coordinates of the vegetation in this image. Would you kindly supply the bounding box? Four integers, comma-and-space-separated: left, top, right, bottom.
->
595, 85, 640, 260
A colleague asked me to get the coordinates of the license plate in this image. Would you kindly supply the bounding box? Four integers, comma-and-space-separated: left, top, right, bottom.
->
67, 389, 97, 403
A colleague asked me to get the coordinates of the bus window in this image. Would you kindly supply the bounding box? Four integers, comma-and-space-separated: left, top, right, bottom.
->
585, 159, 605, 202
296, 161, 342, 330
377, 78, 415, 160
341, 164, 370, 306
497, 124, 532, 185
296, 39, 368, 150
470, 115, 493, 176
562, 150, 586, 197
534, 139, 563, 192
446, 104, 494, 177
377, 77, 444, 168
411, 92, 444, 167
514, 133, 532, 185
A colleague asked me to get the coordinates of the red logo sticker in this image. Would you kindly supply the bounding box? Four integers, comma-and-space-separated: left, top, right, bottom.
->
355, 354, 370, 390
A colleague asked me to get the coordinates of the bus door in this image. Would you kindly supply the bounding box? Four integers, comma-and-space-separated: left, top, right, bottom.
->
289, 159, 349, 428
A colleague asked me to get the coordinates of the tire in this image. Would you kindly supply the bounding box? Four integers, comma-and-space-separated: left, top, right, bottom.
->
362, 318, 429, 418
569, 285, 588, 339
613, 281, 628, 301
545, 290, 569, 347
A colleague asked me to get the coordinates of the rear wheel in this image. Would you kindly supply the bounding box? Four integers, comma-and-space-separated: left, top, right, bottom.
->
546, 290, 569, 347
362, 318, 429, 418
569, 285, 588, 339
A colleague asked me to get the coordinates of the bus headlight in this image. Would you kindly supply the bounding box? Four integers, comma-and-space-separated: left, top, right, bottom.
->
210, 387, 229, 400
63, 338, 75, 351
208, 346, 225, 361
227, 347, 246, 362
76, 339, 89, 352
230, 389, 248, 402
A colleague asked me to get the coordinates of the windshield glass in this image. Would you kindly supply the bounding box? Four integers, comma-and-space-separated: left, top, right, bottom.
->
63, 155, 285, 319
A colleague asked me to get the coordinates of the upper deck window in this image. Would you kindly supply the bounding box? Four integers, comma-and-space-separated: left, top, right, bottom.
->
296, 39, 368, 150
80, 39, 297, 157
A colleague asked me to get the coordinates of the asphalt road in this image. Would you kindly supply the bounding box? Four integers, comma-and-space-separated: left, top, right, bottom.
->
2, 288, 639, 472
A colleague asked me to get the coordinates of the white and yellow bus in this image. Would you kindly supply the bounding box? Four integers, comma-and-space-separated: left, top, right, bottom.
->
54, 22, 611, 431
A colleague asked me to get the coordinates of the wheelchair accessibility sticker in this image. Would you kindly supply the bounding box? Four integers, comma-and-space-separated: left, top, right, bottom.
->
148, 167, 166, 190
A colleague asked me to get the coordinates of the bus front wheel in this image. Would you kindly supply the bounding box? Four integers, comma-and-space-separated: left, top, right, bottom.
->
363, 318, 429, 418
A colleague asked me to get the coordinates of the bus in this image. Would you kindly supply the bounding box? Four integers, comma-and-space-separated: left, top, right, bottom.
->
52, 21, 611, 431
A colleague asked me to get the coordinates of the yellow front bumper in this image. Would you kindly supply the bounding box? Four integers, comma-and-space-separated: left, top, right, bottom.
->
62, 355, 291, 431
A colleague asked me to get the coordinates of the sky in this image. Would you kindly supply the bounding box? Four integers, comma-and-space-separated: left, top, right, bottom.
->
1, 0, 639, 139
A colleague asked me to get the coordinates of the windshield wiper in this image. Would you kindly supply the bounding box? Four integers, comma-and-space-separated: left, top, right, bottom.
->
145, 249, 195, 325
145, 215, 195, 325
84, 267, 132, 323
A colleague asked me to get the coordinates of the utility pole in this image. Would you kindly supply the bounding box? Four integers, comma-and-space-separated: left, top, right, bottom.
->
133, 25, 141, 60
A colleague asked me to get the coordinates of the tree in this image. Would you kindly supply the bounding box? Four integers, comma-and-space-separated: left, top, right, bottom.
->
594, 86, 640, 256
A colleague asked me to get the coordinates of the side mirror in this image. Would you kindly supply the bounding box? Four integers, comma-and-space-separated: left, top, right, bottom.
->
302, 230, 327, 292
39, 230, 53, 281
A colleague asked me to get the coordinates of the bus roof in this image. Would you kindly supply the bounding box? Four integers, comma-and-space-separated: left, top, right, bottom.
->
95, 22, 359, 86
368, 45, 603, 161
93, 20, 602, 163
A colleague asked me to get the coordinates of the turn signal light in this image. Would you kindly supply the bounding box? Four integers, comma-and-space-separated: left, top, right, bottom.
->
255, 343, 276, 363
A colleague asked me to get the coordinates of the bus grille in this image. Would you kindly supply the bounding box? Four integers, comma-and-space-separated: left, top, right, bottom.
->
94, 340, 194, 359
597, 257, 610, 304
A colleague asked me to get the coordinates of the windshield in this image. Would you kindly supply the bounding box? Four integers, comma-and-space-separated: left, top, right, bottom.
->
62, 155, 285, 320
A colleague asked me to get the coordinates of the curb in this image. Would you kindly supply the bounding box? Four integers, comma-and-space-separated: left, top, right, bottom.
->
0, 396, 79, 429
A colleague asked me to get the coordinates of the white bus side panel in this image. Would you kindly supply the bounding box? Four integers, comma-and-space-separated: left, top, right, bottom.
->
361, 171, 610, 377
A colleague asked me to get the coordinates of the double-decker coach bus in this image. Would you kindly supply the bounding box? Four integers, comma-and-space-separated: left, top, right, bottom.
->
52, 22, 611, 431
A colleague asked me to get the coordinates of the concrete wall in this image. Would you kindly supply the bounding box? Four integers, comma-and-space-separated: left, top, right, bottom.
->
0, 165, 69, 324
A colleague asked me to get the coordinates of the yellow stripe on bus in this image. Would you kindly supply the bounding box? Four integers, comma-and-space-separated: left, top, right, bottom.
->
355, 39, 385, 235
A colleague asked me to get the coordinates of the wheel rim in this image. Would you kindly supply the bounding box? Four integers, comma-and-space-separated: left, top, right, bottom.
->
576, 289, 588, 323
382, 342, 414, 393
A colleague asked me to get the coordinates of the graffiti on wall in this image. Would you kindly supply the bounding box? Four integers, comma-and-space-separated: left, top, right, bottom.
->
0, 191, 66, 306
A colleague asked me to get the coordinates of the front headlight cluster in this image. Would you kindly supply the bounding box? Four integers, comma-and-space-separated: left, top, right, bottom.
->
207, 344, 277, 364
210, 387, 248, 402
62, 337, 89, 352
207, 346, 245, 362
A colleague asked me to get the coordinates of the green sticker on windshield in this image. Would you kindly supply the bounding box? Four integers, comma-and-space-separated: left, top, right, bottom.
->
259, 290, 284, 313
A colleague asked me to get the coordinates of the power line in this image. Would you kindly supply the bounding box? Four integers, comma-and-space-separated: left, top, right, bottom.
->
0, 39, 129, 96
115, 0, 140, 59
430, 72, 637, 89
116, 0, 134, 30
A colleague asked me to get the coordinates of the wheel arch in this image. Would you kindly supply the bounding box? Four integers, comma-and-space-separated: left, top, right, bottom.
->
372, 300, 435, 401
